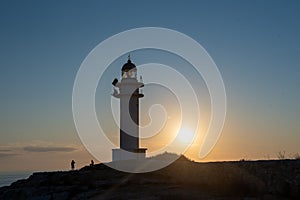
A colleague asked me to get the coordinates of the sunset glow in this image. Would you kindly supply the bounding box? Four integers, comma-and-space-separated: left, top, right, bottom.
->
177, 128, 195, 144
0, 1, 299, 172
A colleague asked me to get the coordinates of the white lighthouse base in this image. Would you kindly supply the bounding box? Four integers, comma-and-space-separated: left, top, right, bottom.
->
112, 148, 147, 161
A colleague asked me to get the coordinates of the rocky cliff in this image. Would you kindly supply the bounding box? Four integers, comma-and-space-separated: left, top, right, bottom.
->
0, 156, 299, 199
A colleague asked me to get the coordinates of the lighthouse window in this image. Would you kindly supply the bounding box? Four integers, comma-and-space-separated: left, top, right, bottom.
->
128, 69, 137, 78
122, 71, 127, 78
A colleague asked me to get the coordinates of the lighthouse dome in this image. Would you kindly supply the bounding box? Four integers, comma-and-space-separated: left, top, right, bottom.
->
122, 58, 136, 72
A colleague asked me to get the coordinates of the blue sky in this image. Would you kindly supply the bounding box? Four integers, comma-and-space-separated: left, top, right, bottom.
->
0, 0, 299, 171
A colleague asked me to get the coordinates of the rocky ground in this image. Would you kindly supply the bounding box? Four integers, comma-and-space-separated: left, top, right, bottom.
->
0, 155, 299, 200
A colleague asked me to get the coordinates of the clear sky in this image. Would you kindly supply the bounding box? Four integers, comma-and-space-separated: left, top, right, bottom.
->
0, 0, 299, 171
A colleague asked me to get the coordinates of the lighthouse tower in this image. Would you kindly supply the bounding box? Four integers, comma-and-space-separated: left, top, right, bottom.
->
112, 56, 147, 161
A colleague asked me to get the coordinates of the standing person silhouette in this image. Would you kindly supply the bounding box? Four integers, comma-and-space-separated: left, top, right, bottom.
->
90, 160, 94, 167
71, 160, 75, 170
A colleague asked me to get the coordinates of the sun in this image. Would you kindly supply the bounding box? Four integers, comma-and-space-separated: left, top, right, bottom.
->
177, 127, 195, 144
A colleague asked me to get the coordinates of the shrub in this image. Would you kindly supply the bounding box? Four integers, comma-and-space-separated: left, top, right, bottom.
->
294, 153, 300, 160
277, 151, 286, 160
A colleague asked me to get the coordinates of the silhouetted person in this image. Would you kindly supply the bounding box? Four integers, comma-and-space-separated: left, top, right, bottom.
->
71, 160, 75, 170
90, 160, 94, 167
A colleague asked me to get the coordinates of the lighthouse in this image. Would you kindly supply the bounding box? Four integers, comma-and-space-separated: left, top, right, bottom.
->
111, 56, 147, 161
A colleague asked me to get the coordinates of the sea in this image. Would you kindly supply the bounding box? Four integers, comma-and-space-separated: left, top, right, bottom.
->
0, 171, 32, 188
